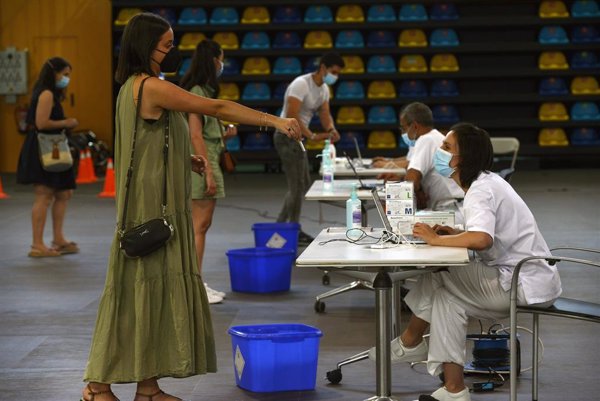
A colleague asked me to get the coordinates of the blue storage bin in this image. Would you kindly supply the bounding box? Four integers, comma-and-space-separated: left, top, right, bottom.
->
252, 222, 300, 251
226, 247, 295, 293
228, 324, 323, 392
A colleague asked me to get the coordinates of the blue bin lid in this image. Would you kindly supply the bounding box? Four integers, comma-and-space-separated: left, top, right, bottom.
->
228, 323, 323, 339
226, 246, 295, 257
252, 222, 301, 231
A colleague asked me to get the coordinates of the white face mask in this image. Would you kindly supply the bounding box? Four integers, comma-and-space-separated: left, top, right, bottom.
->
323, 72, 338, 85
216, 59, 224, 77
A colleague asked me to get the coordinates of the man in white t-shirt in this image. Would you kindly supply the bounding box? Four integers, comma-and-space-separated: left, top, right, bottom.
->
274, 53, 345, 244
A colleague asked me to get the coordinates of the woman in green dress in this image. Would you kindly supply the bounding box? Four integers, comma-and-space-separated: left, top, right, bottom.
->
81, 13, 301, 401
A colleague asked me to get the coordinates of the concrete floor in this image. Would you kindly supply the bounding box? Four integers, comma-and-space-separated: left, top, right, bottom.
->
0, 170, 598, 401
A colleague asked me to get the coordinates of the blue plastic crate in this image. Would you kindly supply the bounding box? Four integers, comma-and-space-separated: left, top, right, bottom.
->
228, 324, 323, 392
226, 247, 295, 293
252, 222, 300, 252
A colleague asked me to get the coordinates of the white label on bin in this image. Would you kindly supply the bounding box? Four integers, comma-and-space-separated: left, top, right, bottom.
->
266, 232, 287, 248
234, 345, 245, 380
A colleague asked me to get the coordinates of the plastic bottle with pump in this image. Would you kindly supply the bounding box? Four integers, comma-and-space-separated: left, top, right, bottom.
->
322, 140, 334, 192
346, 183, 362, 238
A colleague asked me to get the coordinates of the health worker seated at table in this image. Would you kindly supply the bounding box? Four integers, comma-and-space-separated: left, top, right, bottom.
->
377, 102, 463, 209
369, 122, 562, 401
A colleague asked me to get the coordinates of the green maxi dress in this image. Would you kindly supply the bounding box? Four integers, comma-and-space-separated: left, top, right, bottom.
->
83, 75, 217, 383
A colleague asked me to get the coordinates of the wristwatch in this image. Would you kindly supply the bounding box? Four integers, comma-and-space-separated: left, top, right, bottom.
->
310, 132, 316, 140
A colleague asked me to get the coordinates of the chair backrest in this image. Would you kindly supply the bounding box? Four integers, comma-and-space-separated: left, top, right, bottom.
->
399, 4, 428, 21
178, 7, 207, 25
335, 30, 365, 48
341, 55, 365, 73
336, 106, 365, 124
273, 6, 301, 24
178, 32, 207, 51
337, 131, 365, 150
399, 55, 428, 72
571, 76, 600, 94
336, 4, 365, 22
241, 6, 270, 24
336, 81, 365, 99
178, 58, 191, 76
430, 3, 459, 20
490, 137, 520, 170
241, 31, 270, 49
571, 25, 600, 43
305, 5, 333, 23
431, 79, 459, 96
152, 8, 177, 26
538, 51, 569, 69
571, 101, 600, 120
243, 132, 272, 150
241, 57, 270, 75
430, 53, 460, 72
273, 82, 290, 100
212, 32, 239, 49
539, 0, 570, 17
114, 8, 141, 26
218, 83, 240, 100
538, 128, 569, 146
368, 4, 396, 22
432, 104, 460, 124
210, 7, 239, 24
304, 31, 333, 49
368, 106, 397, 124
273, 57, 301, 75
242, 82, 271, 100
571, 127, 600, 145
273, 31, 301, 49
368, 130, 396, 149
398, 29, 428, 47
430, 28, 460, 47
538, 102, 569, 121
539, 77, 569, 95
367, 55, 396, 73
571, 51, 600, 69
572, 0, 600, 17
538, 26, 569, 44
367, 30, 395, 48
399, 79, 428, 97
367, 80, 396, 99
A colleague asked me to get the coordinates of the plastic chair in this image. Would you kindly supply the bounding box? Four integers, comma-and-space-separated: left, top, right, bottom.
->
114, 8, 141, 26
539, 102, 569, 121
152, 8, 177, 26
538, 51, 569, 69
538, 128, 569, 146
367, 80, 396, 99
337, 131, 365, 150
341, 56, 364, 74
571, 127, 600, 145
304, 31, 333, 49
571, 76, 600, 94
304, 57, 320, 73
539, 77, 569, 95
431, 54, 460, 72
241, 57, 270, 75
335, 30, 365, 48
273, 57, 301, 75
367, 130, 396, 149
273, 6, 301, 24
538, 26, 569, 44
399, 55, 428, 72
367, 55, 396, 73
432, 105, 460, 124
368, 106, 397, 124
218, 83, 240, 100
539, 0, 570, 17
430, 28, 460, 47
367, 4, 396, 22
430, 3, 459, 20
273, 82, 290, 100
243, 132, 272, 150
490, 137, 520, 174
509, 248, 600, 401
241, 6, 269, 24
571, 25, 600, 43
399, 80, 428, 97
241, 32, 270, 49
178, 7, 207, 25
212, 32, 239, 50
336, 81, 365, 100
241, 82, 271, 101
226, 135, 241, 151
336, 4, 365, 22
398, 29, 428, 47
178, 32, 207, 51
572, 0, 600, 17
222, 58, 240, 76
571, 51, 600, 69
304, 5, 333, 23
431, 79, 459, 96
367, 31, 395, 48
210, 7, 239, 25
571, 102, 600, 120
273, 31, 301, 49
336, 106, 365, 124
399, 4, 428, 21
178, 58, 191, 76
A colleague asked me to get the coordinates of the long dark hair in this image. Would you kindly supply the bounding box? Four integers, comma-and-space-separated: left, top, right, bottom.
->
115, 12, 170, 84
180, 39, 222, 98
451, 122, 494, 188
33, 57, 71, 101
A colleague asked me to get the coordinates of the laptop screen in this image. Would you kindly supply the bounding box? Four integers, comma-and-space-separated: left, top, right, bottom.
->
371, 187, 395, 233
344, 152, 366, 188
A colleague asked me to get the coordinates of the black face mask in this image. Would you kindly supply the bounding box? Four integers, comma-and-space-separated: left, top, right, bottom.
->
154, 47, 181, 73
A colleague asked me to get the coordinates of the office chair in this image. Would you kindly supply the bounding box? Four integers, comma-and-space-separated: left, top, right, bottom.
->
510, 247, 600, 401
490, 137, 520, 182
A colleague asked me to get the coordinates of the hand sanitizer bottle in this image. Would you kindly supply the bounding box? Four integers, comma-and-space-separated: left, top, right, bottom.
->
322, 143, 334, 192
346, 184, 362, 231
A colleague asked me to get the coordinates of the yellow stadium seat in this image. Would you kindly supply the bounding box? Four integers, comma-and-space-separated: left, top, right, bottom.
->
538, 51, 569, 70
538, 102, 569, 121
241, 6, 270, 23
212, 32, 239, 50
305, 138, 326, 150
336, 5, 365, 22
571, 76, 600, 94
368, 130, 397, 149
341, 55, 365, 73
218, 83, 240, 100
538, 128, 569, 146
336, 106, 365, 124
242, 57, 270, 75
398, 29, 428, 47
399, 55, 428, 72
367, 80, 396, 99
178, 33, 207, 51
114, 8, 142, 26
304, 31, 333, 49
539, 1, 569, 18
430, 54, 460, 72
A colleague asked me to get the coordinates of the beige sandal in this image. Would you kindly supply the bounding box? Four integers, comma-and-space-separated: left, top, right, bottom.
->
81, 384, 119, 401
136, 390, 186, 401
28, 246, 61, 258
52, 241, 79, 254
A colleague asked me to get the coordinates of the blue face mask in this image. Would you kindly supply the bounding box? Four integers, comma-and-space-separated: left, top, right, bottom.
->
56, 75, 70, 89
323, 72, 338, 85
401, 133, 416, 147
433, 148, 457, 178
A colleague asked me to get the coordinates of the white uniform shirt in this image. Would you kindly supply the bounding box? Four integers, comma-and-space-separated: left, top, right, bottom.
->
464, 172, 562, 304
408, 129, 464, 208
280, 73, 330, 128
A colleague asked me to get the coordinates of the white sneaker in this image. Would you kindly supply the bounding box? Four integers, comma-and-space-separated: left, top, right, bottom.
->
415, 386, 471, 401
204, 283, 226, 298
205, 290, 223, 304
368, 337, 428, 364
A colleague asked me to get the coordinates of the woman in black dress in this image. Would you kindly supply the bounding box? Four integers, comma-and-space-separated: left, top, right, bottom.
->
17, 57, 80, 257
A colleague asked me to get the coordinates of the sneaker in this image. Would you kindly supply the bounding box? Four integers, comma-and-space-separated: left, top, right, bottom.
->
206, 290, 223, 304
204, 283, 226, 298
416, 386, 471, 401
368, 337, 428, 364
298, 231, 315, 245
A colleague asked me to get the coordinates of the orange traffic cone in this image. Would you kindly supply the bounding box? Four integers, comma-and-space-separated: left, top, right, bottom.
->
98, 158, 115, 198
86, 149, 98, 183
76, 150, 93, 184
0, 176, 9, 199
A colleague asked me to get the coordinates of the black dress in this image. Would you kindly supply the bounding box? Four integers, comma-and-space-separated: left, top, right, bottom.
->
16, 88, 76, 190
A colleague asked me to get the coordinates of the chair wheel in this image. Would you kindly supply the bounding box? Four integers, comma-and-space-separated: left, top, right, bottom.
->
322, 274, 330, 285
326, 368, 342, 384
314, 300, 326, 313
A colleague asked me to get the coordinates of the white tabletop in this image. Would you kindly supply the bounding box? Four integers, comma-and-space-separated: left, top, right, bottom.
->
305, 179, 383, 201
322, 158, 406, 177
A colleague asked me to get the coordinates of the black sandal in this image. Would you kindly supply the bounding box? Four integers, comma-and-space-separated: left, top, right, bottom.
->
81, 384, 120, 401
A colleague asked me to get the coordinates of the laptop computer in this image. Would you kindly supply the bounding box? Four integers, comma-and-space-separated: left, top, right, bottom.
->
371, 188, 427, 244
353, 136, 372, 168
343, 152, 382, 190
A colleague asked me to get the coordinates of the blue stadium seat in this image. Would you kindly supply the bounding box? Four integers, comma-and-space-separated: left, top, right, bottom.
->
273, 57, 301, 75
304, 5, 333, 23
178, 8, 207, 25
399, 80, 428, 97
273, 6, 302, 23
222, 58, 240, 76
367, 4, 396, 22
241, 32, 270, 49
152, 8, 177, 26
572, 0, 600, 17
226, 135, 241, 151
336, 81, 365, 99
273, 82, 290, 100
241, 82, 271, 101
430, 28, 460, 46
337, 131, 365, 150
571, 127, 600, 145
399, 4, 428, 21
538, 26, 569, 44
304, 57, 320, 73
539, 77, 569, 95
571, 25, 600, 43
432, 105, 460, 124
368, 106, 397, 124
571, 102, 600, 120
335, 30, 365, 48
367, 55, 396, 73
309, 113, 321, 127
243, 132, 272, 150
430, 3, 459, 20
431, 79, 459, 96
367, 30, 395, 48
571, 51, 600, 69
210, 7, 239, 24
178, 58, 191, 76
273, 31, 302, 49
